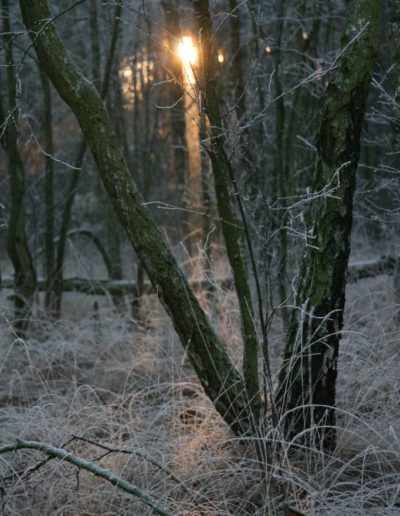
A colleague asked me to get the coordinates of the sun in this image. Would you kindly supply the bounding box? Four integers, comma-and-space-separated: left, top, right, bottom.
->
178, 36, 197, 66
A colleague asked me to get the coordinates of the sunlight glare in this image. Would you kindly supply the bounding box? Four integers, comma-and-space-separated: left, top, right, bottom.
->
178, 36, 197, 66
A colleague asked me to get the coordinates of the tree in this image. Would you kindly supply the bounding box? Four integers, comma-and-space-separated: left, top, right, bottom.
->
3, 0, 36, 331
277, 0, 382, 447
19, 0, 257, 436
39, 67, 56, 315
161, 0, 188, 196
192, 0, 262, 421
18, 0, 383, 450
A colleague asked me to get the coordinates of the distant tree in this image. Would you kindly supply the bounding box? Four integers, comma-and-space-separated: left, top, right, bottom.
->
161, 0, 188, 195
51, 1, 122, 317
39, 68, 56, 316
2, 0, 36, 332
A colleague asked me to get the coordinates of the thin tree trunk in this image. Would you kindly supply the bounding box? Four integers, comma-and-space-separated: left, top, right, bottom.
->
20, 0, 255, 436
99, 13, 125, 309
39, 67, 56, 316
199, 106, 212, 266
90, 0, 101, 89
3, 0, 36, 331
272, 0, 290, 330
192, 0, 261, 421
161, 0, 189, 194
277, 0, 382, 448
229, 0, 246, 122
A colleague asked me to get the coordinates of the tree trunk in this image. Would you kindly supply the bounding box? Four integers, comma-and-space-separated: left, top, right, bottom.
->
3, 0, 36, 332
20, 0, 256, 436
39, 67, 56, 316
161, 0, 189, 195
89, 0, 101, 89
277, 0, 382, 448
192, 0, 261, 420
273, 0, 290, 330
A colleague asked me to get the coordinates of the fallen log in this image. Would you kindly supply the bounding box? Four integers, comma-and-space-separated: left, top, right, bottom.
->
347, 255, 398, 282
1, 256, 397, 296
1, 275, 234, 296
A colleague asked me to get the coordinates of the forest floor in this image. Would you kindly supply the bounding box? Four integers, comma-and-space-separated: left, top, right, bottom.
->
0, 266, 400, 515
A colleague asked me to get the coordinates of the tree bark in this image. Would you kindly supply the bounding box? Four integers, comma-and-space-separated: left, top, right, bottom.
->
19, 0, 255, 435
277, 0, 382, 448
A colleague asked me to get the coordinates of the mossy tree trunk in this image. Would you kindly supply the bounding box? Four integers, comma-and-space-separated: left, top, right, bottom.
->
192, 0, 261, 421
3, 0, 36, 331
277, 0, 382, 448
20, 0, 256, 435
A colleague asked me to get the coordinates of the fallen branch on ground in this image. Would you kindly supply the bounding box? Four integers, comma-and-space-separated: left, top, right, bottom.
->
0, 439, 173, 516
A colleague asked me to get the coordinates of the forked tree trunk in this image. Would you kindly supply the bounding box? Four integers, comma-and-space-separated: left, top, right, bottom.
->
3, 0, 36, 331
277, 0, 382, 448
20, 0, 255, 436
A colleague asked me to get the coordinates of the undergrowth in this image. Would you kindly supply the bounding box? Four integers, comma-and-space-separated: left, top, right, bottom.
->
0, 271, 400, 515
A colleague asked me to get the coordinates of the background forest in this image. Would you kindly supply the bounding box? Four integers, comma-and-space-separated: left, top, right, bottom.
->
0, 0, 400, 514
